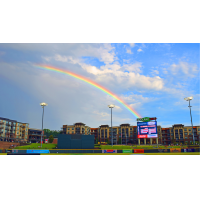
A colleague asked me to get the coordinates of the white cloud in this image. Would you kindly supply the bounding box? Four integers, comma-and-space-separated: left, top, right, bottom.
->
80, 62, 163, 91
42, 56, 52, 62
126, 48, 133, 54
151, 69, 159, 75
162, 68, 168, 74
54, 54, 79, 64
130, 102, 142, 109
1, 43, 116, 65
123, 62, 142, 73
170, 61, 198, 77
129, 43, 135, 47
137, 48, 142, 52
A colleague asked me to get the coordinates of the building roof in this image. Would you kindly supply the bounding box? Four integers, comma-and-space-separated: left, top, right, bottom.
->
74, 122, 86, 125
29, 128, 42, 131
120, 123, 130, 126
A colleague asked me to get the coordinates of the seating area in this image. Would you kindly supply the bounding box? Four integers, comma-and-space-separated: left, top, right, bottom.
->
0, 141, 20, 149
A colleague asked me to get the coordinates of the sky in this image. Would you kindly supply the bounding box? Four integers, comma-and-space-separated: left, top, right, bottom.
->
0, 43, 199, 130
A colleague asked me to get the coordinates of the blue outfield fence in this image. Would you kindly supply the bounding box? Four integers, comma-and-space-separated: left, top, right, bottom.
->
27, 150, 50, 154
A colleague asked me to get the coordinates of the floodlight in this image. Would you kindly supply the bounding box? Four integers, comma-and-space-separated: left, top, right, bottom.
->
184, 97, 193, 101
184, 96, 195, 144
40, 102, 48, 148
108, 104, 115, 108
40, 102, 48, 106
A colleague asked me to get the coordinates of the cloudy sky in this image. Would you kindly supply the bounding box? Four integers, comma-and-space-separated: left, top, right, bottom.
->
0, 43, 199, 130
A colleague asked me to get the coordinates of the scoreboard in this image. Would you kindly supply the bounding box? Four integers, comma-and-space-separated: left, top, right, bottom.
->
137, 121, 157, 138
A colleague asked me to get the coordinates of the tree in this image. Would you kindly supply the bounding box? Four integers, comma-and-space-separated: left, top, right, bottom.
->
106, 139, 110, 144
118, 138, 121, 144
96, 138, 99, 144
49, 135, 54, 143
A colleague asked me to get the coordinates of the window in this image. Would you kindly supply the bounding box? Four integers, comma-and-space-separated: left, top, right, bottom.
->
68, 132, 69, 134
189, 133, 192, 135
130, 128, 132, 130
185, 137, 188, 139
184, 129, 187, 131
68, 128, 70, 130
72, 131, 74, 133
188, 129, 191, 131
72, 128, 74, 130
17, 127, 19, 130
25, 136, 27, 139
198, 128, 200, 131
185, 132, 187, 135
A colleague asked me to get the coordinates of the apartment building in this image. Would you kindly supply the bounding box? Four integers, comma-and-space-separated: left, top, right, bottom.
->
62, 122, 200, 145
0, 117, 29, 142
91, 128, 98, 142
161, 124, 200, 145
28, 128, 45, 143
62, 122, 91, 135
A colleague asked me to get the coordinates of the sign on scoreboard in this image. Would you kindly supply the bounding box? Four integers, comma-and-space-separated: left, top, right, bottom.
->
137, 121, 157, 138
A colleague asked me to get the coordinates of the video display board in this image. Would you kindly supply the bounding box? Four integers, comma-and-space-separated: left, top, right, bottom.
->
137, 121, 157, 138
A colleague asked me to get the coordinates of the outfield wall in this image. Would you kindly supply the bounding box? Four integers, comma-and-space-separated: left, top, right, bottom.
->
3, 147, 200, 154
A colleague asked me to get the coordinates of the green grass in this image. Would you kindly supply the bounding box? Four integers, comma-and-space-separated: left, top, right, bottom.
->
14, 143, 57, 149
100, 145, 188, 149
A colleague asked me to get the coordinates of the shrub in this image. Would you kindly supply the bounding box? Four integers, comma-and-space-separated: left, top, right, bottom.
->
49, 135, 54, 143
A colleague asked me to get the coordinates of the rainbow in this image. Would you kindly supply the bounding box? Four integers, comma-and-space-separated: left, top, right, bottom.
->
33, 64, 142, 118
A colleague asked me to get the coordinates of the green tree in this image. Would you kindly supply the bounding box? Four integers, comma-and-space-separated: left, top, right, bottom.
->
106, 139, 109, 144
118, 138, 121, 144
44, 129, 51, 138
96, 138, 99, 144
49, 135, 54, 143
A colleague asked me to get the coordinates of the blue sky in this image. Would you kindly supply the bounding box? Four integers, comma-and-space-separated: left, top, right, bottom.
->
0, 43, 199, 130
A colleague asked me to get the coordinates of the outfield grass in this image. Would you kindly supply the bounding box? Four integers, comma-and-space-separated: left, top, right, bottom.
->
100, 145, 188, 149
14, 143, 57, 149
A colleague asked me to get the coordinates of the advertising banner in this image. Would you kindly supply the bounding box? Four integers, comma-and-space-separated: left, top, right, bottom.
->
12, 149, 18, 153
184, 148, 195, 152
102, 149, 117, 153
138, 135, 147, 138
122, 149, 132, 153
170, 148, 181, 152
137, 121, 157, 138
147, 134, 157, 138
158, 149, 169, 153
27, 150, 49, 154
134, 149, 144, 153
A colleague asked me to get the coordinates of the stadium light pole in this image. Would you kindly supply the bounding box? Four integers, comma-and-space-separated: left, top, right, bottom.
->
108, 104, 115, 147
184, 97, 195, 145
40, 102, 48, 148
